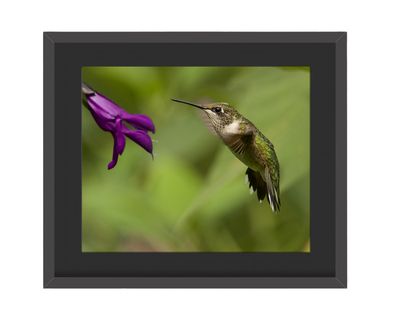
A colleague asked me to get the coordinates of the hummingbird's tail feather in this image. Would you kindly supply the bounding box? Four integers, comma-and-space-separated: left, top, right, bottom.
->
263, 167, 281, 213
246, 168, 267, 203
246, 168, 280, 213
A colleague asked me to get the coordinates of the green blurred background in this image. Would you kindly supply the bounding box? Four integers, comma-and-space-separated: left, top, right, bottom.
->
82, 66, 310, 252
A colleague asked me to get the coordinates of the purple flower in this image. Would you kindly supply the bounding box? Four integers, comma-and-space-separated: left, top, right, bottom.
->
82, 84, 155, 169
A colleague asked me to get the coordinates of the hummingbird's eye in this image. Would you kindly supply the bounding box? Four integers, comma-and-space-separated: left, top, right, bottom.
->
213, 107, 222, 113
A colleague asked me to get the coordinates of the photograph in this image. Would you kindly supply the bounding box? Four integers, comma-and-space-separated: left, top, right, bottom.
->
81, 66, 310, 252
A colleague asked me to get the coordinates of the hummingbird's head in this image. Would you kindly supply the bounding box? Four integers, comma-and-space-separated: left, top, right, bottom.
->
171, 99, 241, 134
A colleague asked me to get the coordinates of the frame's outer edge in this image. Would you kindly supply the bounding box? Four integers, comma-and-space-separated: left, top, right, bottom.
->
43, 31, 346, 44
334, 32, 347, 287
45, 276, 344, 288
43, 32, 347, 288
44, 33, 56, 287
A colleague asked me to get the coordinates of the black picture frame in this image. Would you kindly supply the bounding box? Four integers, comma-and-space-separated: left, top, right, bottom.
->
44, 32, 346, 288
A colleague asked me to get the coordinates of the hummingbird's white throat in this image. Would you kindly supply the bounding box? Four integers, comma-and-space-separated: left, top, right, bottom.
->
223, 120, 241, 135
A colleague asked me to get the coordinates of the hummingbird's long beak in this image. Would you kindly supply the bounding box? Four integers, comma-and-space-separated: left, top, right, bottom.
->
171, 98, 206, 110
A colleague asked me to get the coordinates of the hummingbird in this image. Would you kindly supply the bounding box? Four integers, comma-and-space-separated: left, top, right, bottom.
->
171, 99, 281, 212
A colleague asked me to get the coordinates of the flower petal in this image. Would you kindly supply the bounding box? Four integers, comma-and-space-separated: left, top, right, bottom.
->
108, 140, 119, 170
107, 119, 127, 169
86, 106, 115, 132
114, 119, 126, 155
86, 92, 124, 120
123, 114, 156, 133
123, 128, 153, 155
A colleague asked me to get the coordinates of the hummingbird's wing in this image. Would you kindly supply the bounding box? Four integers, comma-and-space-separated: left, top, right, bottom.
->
229, 136, 249, 154
225, 128, 254, 155
246, 168, 267, 201
198, 110, 218, 136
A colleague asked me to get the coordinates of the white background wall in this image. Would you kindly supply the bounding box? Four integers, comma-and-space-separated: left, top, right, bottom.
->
1, 0, 399, 319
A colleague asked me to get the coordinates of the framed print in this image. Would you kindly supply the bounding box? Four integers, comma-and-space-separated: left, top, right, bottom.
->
44, 32, 346, 288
